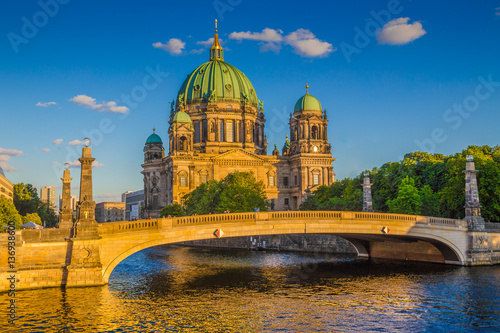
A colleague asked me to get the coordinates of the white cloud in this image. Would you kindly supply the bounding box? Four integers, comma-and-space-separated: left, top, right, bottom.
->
0, 156, 16, 172
0, 148, 23, 156
0, 149, 22, 172
67, 140, 82, 146
153, 38, 186, 55
229, 28, 283, 42
228, 28, 334, 57
67, 160, 104, 168
284, 29, 335, 57
377, 17, 426, 45
53, 139, 63, 145
36, 101, 56, 107
70, 95, 129, 114
41, 148, 50, 152
496, 7, 500, 16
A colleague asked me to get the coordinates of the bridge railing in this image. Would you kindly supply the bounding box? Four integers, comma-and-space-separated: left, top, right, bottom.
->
173, 213, 256, 225
269, 211, 342, 220
423, 217, 466, 228
98, 219, 159, 234
97, 211, 467, 235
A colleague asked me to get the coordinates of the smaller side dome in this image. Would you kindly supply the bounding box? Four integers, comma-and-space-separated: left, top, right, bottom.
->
294, 84, 322, 112
172, 110, 192, 124
146, 128, 163, 144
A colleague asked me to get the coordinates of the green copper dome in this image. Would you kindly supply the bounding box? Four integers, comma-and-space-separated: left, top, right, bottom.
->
176, 23, 259, 109
294, 85, 322, 112
146, 130, 162, 144
172, 110, 192, 123
177, 60, 259, 108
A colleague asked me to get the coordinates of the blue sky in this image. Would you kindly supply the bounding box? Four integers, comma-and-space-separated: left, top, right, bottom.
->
1, 0, 499, 204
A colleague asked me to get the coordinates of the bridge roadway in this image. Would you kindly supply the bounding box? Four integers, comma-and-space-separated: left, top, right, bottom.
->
2, 211, 500, 292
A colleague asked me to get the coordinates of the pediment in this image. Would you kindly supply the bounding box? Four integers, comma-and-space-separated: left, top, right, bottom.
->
212, 149, 266, 162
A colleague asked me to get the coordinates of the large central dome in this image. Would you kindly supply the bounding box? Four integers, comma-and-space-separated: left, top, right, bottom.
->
177, 60, 258, 107
176, 22, 258, 108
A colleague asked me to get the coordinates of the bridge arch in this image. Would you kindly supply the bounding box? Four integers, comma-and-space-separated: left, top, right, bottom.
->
100, 212, 468, 282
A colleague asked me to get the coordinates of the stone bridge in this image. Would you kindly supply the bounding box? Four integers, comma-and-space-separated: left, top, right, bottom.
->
2, 211, 500, 292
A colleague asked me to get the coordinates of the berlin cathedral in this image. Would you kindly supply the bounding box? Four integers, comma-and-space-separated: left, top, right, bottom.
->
142, 24, 336, 217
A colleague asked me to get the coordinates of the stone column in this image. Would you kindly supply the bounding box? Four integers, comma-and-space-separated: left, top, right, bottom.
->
74, 145, 99, 238
464, 155, 484, 231
362, 172, 374, 212
58, 168, 73, 229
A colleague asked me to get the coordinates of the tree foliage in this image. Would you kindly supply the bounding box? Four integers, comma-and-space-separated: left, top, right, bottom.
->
22, 213, 42, 225
300, 145, 500, 221
160, 203, 184, 217
163, 171, 270, 216
387, 176, 421, 215
13, 183, 58, 227
0, 196, 22, 228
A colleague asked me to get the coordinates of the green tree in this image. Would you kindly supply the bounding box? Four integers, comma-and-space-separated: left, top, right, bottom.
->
0, 197, 22, 228
13, 183, 39, 216
387, 176, 421, 215
182, 171, 269, 215
215, 171, 270, 213
160, 203, 185, 217
13, 183, 58, 227
420, 185, 439, 217
184, 180, 222, 215
21, 213, 43, 225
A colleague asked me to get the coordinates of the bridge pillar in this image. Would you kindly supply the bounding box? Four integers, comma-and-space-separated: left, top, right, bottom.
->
74, 139, 99, 239
362, 172, 374, 212
58, 166, 74, 229
463, 155, 485, 231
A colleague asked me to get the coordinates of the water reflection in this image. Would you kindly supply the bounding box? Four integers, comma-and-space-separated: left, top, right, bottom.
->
1, 245, 500, 332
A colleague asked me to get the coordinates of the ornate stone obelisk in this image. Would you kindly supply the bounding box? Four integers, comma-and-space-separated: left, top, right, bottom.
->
464, 155, 485, 231
74, 138, 99, 238
58, 163, 73, 229
362, 171, 374, 212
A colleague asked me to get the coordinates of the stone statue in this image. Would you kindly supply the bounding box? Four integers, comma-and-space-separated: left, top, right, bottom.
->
178, 93, 185, 106
170, 100, 175, 115
241, 92, 248, 104
258, 100, 264, 112
208, 89, 217, 102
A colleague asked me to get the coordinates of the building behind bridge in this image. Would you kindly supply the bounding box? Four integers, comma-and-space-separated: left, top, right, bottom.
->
0, 167, 13, 203
142, 24, 336, 217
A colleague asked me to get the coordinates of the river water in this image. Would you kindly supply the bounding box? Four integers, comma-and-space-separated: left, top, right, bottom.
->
2, 245, 500, 332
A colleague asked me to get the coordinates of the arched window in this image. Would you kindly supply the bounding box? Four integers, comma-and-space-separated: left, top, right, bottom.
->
311, 126, 318, 139
179, 136, 187, 150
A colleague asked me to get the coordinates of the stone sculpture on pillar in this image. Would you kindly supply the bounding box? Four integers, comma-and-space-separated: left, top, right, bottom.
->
58, 162, 73, 229
464, 155, 485, 231
362, 171, 374, 212
74, 138, 99, 238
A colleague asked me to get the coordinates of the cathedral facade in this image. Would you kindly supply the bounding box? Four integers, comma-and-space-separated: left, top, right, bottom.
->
142, 25, 335, 217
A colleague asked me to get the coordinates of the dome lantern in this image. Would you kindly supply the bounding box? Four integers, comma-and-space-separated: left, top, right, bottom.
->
210, 19, 224, 61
